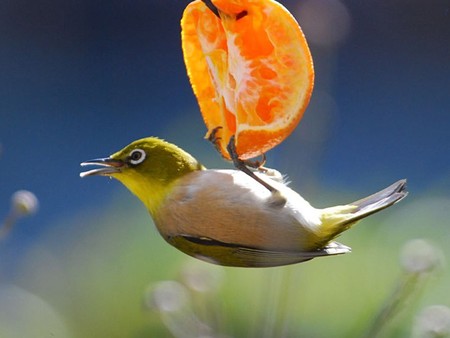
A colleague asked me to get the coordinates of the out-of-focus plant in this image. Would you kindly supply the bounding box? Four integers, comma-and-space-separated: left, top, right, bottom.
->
144, 262, 227, 338
0, 284, 71, 337
364, 239, 443, 338
413, 305, 450, 338
1, 190, 39, 239
144, 239, 444, 338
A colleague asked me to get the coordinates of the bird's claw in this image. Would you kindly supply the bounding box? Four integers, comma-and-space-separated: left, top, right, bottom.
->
206, 126, 225, 157
243, 153, 267, 169
207, 126, 222, 144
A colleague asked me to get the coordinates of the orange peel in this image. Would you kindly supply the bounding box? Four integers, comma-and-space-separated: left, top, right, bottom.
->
181, 0, 314, 160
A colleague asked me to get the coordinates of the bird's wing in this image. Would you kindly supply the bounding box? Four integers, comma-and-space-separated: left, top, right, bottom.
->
233, 240, 352, 267
172, 234, 351, 268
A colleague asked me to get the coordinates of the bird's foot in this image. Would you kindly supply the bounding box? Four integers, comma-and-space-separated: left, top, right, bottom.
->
206, 126, 225, 156
226, 135, 287, 206
242, 153, 267, 170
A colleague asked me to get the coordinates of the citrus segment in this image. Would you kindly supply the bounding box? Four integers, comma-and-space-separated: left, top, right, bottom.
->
181, 0, 314, 160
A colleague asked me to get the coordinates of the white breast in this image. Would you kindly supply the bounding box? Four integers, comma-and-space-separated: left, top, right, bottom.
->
154, 169, 323, 251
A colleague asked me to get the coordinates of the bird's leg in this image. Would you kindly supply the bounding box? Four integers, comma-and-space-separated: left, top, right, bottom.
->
201, 0, 248, 20
241, 154, 286, 183
201, 0, 220, 18
226, 135, 274, 192
227, 136, 286, 207
209, 127, 268, 172
207, 127, 276, 180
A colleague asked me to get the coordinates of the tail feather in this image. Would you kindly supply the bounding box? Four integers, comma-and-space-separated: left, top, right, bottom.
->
348, 179, 408, 223
320, 179, 408, 239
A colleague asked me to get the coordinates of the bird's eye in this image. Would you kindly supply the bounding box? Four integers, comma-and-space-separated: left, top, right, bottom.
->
129, 149, 146, 165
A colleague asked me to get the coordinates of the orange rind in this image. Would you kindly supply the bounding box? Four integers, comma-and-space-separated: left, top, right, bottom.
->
182, 0, 314, 160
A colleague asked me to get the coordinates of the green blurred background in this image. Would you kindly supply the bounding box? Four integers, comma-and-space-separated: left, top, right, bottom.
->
1, 0, 449, 337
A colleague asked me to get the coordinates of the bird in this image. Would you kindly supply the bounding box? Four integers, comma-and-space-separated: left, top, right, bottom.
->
80, 137, 407, 268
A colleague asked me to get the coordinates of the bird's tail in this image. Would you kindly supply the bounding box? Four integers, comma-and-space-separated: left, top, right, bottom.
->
319, 179, 408, 240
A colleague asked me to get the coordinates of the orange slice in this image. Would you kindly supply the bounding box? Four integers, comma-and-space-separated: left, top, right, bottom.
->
181, 0, 314, 160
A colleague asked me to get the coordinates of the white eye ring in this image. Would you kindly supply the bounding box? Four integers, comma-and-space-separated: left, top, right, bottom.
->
129, 149, 146, 165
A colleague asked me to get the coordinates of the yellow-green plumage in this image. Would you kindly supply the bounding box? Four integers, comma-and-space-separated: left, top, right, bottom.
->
108, 138, 204, 215
80, 137, 407, 268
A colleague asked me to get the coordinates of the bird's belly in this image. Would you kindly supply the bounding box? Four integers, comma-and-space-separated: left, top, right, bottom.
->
150, 171, 325, 267
154, 187, 316, 252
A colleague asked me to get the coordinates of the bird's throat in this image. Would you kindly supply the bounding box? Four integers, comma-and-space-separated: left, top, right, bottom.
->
115, 173, 175, 216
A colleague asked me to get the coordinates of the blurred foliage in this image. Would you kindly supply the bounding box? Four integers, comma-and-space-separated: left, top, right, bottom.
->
1, 182, 449, 337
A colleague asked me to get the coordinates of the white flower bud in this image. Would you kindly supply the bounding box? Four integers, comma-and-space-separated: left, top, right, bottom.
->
11, 190, 39, 217
400, 239, 442, 274
181, 262, 224, 293
413, 305, 450, 338
144, 281, 189, 313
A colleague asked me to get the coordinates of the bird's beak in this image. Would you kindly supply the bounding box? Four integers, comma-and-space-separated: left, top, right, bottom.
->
79, 158, 126, 178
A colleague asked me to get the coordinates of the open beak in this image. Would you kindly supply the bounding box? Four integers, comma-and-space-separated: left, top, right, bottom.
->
80, 158, 126, 178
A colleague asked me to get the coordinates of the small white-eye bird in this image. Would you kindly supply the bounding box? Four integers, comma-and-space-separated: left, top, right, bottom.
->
80, 137, 407, 267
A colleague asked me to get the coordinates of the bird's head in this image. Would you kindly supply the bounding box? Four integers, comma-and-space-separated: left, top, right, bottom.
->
80, 137, 204, 214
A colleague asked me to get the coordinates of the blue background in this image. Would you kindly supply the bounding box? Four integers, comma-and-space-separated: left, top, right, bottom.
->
1, 0, 449, 271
